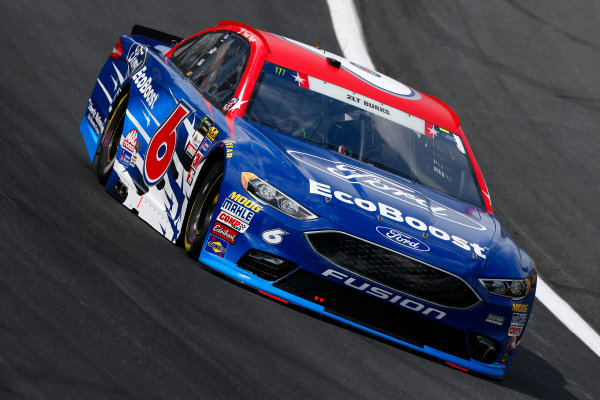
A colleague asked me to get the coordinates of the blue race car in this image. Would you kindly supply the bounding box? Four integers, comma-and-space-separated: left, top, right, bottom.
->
80, 22, 537, 378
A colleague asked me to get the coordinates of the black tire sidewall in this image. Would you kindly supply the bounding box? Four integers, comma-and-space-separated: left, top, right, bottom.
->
184, 161, 224, 260
96, 92, 129, 184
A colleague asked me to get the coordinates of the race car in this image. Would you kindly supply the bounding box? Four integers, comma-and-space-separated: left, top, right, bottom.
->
79, 21, 537, 378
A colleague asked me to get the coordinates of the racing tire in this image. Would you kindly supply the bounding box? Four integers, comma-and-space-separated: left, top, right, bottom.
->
96, 91, 129, 184
184, 161, 224, 260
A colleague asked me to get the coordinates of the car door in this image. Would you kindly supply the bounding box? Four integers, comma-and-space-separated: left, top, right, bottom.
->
115, 30, 251, 242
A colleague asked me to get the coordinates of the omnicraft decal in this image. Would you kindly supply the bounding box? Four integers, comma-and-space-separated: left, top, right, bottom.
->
291, 151, 486, 232
310, 179, 488, 258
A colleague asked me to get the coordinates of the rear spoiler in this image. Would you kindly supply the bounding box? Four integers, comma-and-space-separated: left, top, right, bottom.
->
130, 25, 183, 45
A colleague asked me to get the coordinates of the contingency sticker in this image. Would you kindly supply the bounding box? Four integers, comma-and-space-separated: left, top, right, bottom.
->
205, 235, 229, 258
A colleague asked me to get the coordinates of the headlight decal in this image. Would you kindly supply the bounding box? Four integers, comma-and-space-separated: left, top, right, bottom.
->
241, 172, 318, 220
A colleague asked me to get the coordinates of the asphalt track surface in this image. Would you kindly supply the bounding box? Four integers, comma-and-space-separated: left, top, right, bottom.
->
1, 1, 599, 399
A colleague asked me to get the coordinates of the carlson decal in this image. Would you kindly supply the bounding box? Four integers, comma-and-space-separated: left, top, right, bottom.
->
310, 179, 488, 258
126, 44, 147, 76
376, 226, 430, 252
290, 151, 487, 232
322, 269, 446, 320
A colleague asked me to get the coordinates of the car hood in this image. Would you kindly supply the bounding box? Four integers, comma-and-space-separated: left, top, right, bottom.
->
236, 120, 501, 275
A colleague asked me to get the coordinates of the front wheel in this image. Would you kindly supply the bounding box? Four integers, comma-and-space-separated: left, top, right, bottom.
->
96, 91, 129, 184
184, 161, 224, 260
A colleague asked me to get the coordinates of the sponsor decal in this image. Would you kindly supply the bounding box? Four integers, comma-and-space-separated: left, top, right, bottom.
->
216, 211, 249, 233
119, 129, 140, 167
197, 115, 214, 136
126, 44, 147, 76
186, 167, 196, 185
211, 222, 237, 244
198, 137, 211, 156
186, 150, 204, 184
238, 27, 257, 43
227, 191, 262, 212
85, 99, 104, 135
508, 325, 523, 337
292, 151, 487, 232
222, 97, 238, 112
122, 129, 138, 153
507, 336, 520, 350
500, 352, 510, 366
206, 126, 219, 141
425, 122, 466, 155
205, 235, 229, 258
512, 304, 528, 313
262, 229, 288, 245
309, 179, 488, 258
185, 141, 199, 158
221, 199, 256, 225
510, 313, 527, 327
223, 140, 234, 158
485, 314, 505, 326
322, 269, 446, 320
376, 226, 430, 252
132, 66, 159, 109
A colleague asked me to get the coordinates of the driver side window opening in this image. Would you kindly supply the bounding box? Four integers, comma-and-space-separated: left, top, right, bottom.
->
171, 31, 250, 108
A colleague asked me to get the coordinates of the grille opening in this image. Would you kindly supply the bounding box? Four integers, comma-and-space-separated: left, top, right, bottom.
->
237, 249, 297, 281
305, 231, 480, 308
275, 269, 471, 360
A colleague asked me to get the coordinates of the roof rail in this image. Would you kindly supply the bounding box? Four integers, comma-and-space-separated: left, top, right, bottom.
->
218, 20, 270, 52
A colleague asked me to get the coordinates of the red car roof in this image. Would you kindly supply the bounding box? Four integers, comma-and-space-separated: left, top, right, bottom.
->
259, 31, 461, 133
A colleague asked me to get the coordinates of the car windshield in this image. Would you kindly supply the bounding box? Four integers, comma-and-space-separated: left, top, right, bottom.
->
244, 62, 484, 208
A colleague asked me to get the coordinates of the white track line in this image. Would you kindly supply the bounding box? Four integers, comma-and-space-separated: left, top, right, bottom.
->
326, 0, 600, 359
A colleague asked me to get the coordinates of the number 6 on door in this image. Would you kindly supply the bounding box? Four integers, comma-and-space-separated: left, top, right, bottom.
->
143, 102, 191, 186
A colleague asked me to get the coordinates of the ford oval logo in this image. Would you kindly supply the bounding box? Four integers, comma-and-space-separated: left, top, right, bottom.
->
376, 226, 430, 252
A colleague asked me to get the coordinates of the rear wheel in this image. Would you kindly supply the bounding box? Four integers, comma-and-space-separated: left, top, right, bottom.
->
96, 92, 129, 184
184, 161, 224, 260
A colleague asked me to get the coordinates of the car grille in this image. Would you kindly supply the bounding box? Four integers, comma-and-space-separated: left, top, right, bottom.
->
274, 269, 471, 360
305, 231, 480, 308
